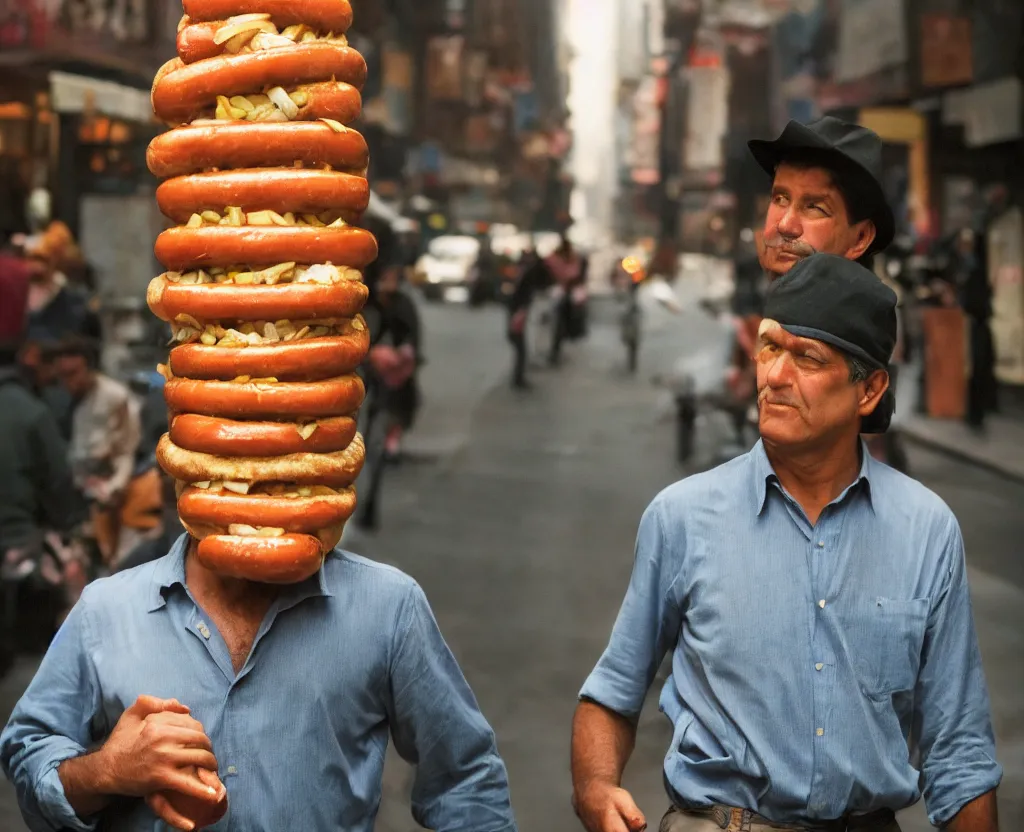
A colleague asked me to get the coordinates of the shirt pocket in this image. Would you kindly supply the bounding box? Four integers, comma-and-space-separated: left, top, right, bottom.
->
843, 596, 929, 700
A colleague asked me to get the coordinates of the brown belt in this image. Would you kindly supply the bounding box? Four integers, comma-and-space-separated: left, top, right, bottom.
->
680, 805, 897, 832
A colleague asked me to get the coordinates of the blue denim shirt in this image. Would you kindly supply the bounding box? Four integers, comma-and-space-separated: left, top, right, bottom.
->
2, 537, 516, 832
581, 442, 1001, 826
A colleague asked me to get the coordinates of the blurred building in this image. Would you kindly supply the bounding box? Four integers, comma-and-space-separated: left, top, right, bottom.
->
0, 0, 180, 377
0, 0, 574, 377
354, 0, 573, 236
600, 0, 1024, 400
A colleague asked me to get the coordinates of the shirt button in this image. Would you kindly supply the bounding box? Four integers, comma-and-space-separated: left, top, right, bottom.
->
818, 599, 826, 609
817, 541, 825, 548
816, 728, 825, 737
197, 622, 211, 639
815, 663, 824, 671
226, 765, 237, 775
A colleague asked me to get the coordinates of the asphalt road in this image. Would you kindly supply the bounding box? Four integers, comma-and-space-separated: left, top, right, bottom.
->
1, 295, 1021, 831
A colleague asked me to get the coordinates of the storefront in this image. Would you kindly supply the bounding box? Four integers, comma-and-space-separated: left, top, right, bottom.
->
0, 0, 179, 377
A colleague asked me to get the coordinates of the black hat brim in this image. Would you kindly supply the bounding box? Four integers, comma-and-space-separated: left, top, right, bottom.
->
748, 122, 895, 255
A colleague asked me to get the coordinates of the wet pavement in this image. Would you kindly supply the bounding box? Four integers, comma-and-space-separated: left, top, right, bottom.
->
2, 294, 1021, 830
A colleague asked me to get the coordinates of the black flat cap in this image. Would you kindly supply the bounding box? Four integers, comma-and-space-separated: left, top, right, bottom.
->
763, 253, 898, 432
748, 117, 895, 255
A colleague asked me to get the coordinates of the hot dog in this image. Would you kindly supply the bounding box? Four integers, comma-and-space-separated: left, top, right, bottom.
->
177, 8, 353, 65
152, 44, 365, 123
197, 534, 327, 584
169, 327, 368, 381
154, 226, 377, 271
156, 169, 369, 222
147, 1, 374, 584
179, 485, 357, 533
183, 0, 353, 31
163, 375, 364, 419
149, 274, 369, 321
170, 414, 357, 456
147, 122, 368, 179
157, 433, 365, 488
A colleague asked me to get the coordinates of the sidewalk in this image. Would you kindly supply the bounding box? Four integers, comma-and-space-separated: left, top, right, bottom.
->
902, 413, 1024, 484
892, 362, 1024, 483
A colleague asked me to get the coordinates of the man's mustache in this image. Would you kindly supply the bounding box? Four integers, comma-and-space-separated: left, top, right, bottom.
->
763, 234, 817, 258
758, 386, 799, 408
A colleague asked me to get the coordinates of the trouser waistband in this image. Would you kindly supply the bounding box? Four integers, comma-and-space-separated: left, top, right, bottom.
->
677, 805, 897, 832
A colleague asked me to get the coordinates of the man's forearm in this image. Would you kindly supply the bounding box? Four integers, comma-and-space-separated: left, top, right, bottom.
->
570, 699, 637, 798
58, 752, 114, 819
945, 790, 998, 832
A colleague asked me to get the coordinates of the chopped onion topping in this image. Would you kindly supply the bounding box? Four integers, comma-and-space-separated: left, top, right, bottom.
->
267, 86, 299, 120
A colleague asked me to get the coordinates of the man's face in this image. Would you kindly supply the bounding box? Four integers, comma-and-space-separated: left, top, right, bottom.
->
759, 163, 876, 278
56, 354, 95, 399
755, 322, 887, 449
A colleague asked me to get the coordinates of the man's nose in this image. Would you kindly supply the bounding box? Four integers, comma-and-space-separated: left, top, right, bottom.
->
764, 351, 794, 387
776, 207, 802, 239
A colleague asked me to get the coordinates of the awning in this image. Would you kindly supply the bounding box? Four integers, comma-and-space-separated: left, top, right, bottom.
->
49, 70, 154, 123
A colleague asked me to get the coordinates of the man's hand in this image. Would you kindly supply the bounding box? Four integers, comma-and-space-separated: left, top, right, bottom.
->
573, 779, 647, 832
97, 696, 223, 802
147, 767, 228, 831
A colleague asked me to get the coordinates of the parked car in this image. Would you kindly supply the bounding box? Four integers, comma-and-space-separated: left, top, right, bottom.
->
412, 235, 481, 303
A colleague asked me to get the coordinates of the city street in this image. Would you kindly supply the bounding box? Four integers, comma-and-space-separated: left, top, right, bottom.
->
2, 296, 1022, 831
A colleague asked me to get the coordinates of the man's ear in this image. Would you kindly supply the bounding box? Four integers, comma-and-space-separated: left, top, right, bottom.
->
858, 368, 889, 417
845, 219, 877, 261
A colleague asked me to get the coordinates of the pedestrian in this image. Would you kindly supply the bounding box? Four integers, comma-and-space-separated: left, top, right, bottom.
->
951, 225, 997, 431
544, 234, 588, 366
0, 250, 79, 675
23, 223, 101, 345
507, 247, 546, 390
52, 336, 142, 565
571, 253, 1001, 832
3, 493, 515, 829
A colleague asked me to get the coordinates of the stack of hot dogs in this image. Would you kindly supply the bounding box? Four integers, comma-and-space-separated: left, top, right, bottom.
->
147, 0, 377, 584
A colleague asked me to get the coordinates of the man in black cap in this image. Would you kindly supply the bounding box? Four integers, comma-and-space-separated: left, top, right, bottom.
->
748, 116, 895, 279
742, 116, 909, 471
572, 254, 1001, 832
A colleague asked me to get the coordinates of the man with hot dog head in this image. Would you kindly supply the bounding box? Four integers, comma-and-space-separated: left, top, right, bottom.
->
2, 531, 518, 832
2, 0, 516, 829
571, 254, 1001, 832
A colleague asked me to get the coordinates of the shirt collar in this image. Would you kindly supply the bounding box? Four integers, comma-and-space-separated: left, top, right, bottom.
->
147, 534, 335, 612
751, 439, 875, 515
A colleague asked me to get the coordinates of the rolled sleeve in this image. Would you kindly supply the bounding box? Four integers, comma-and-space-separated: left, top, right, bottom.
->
1, 591, 103, 832
915, 517, 1002, 826
579, 497, 683, 719
386, 582, 517, 832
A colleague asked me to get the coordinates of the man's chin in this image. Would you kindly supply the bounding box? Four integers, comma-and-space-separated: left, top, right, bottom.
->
767, 253, 805, 279
759, 413, 806, 445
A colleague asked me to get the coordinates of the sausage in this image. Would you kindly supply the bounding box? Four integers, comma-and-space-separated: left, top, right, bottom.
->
177, 20, 232, 65
170, 414, 357, 456
147, 122, 368, 178
156, 169, 368, 222
157, 433, 365, 487
169, 329, 368, 381
179, 487, 357, 533
164, 375, 364, 419
149, 275, 368, 322
196, 534, 325, 583
156, 81, 360, 127
154, 225, 378, 270
183, 0, 353, 32
152, 44, 366, 123
177, 19, 351, 65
